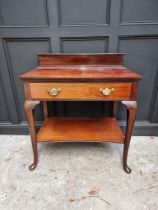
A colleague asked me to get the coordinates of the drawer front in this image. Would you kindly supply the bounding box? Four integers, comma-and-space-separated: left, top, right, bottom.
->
29, 82, 132, 100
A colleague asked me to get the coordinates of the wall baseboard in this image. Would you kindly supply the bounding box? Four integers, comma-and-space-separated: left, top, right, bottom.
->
0, 120, 158, 136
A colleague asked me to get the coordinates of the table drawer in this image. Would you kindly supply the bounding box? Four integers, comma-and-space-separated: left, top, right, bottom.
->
29, 82, 132, 100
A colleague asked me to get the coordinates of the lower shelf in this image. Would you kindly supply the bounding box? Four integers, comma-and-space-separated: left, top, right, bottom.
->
37, 117, 124, 143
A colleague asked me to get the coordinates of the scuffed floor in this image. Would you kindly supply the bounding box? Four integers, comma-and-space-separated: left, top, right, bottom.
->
0, 135, 158, 210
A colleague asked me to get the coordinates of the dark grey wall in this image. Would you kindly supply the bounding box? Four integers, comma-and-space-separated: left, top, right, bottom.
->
0, 0, 158, 135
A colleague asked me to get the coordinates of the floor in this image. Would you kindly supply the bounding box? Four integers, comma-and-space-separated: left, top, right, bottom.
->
0, 135, 158, 210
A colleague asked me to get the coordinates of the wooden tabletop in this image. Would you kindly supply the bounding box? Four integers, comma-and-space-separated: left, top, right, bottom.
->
19, 53, 142, 82
20, 66, 142, 82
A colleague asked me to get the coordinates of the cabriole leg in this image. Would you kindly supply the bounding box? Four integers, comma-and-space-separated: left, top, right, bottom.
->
121, 101, 137, 174
24, 100, 40, 171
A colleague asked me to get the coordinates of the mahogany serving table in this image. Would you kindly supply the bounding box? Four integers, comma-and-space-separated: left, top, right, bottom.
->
20, 53, 142, 173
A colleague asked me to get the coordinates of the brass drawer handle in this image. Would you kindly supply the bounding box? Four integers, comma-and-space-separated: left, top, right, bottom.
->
100, 87, 115, 96
47, 88, 61, 96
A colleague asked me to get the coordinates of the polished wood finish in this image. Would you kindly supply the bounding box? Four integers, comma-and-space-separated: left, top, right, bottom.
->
20, 66, 142, 82
20, 53, 142, 173
20, 53, 142, 82
29, 82, 132, 100
121, 101, 138, 173
37, 117, 124, 143
38, 53, 124, 66
130, 82, 139, 100
24, 100, 40, 171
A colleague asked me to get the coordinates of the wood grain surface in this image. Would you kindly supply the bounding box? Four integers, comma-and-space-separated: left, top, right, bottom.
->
20, 66, 142, 82
38, 53, 124, 66
37, 117, 124, 143
29, 82, 132, 100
